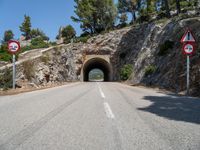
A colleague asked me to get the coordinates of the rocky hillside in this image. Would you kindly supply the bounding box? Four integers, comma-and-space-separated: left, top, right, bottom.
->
118, 17, 200, 97
0, 16, 200, 96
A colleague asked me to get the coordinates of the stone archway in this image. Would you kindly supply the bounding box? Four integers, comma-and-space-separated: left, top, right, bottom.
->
81, 55, 112, 82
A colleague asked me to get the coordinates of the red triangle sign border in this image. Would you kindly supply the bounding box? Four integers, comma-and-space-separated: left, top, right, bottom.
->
181, 29, 196, 43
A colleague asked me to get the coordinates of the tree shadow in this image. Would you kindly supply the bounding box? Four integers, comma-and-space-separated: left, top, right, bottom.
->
139, 94, 200, 124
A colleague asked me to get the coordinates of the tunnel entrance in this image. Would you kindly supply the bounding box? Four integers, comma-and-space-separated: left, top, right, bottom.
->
82, 57, 112, 82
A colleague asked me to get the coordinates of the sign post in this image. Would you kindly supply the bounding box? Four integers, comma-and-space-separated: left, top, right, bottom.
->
181, 29, 196, 96
8, 40, 20, 89
12, 54, 16, 89
186, 55, 190, 95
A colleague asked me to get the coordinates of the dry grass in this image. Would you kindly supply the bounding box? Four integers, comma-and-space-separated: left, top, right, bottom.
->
22, 60, 35, 81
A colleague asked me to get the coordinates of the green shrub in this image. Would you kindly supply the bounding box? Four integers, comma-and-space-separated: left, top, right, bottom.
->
61, 25, 76, 44
22, 61, 35, 80
144, 65, 157, 77
157, 12, 168, 20
158, 40, 174, 56
31, 37, 49, 48
74, 36, 90, 43
180, 1, 193, 7
0, 44, 11, 62
0, 52, 12, 62
180, 1, 195, 11
40, 54, 50, 64
20, 38, 49, 52
0, 68, 12, 90
49, 42, 57, 46
138, 14, 151, 23
120, 64, 133, 81
156, 18, 168, 24
20, 45, 34, 52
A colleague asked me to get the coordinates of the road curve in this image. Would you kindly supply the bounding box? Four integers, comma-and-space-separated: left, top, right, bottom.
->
0, 82, 199, 150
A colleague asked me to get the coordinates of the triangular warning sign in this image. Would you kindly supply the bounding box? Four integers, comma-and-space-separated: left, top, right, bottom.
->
181, 29, 196, 43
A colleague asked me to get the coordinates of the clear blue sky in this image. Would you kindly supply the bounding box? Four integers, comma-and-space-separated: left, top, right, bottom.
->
0, 0, 119, 41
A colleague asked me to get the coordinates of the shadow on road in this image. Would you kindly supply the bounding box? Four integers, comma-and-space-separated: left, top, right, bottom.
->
139, 94, 200, 124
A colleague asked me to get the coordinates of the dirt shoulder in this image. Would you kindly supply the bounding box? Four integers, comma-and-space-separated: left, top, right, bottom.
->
0, 82, 77, 96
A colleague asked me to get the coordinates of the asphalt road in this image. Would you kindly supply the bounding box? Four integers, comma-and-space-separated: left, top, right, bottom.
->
0, 82, 199, 150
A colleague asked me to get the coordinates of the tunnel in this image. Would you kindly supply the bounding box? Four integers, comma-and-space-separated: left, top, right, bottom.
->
82, 57, 112, 82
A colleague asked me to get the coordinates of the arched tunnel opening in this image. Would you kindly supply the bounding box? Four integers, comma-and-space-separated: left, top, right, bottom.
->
82, 58, 112, 82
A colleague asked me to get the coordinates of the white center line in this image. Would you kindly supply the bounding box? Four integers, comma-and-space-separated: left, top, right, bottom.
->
96, 83, 115, 119
97, 82, 105, 99
104, 102, 115, 119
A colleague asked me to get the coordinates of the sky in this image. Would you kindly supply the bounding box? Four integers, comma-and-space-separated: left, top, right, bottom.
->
0, 0, 82, 41
0, 0, 119, 42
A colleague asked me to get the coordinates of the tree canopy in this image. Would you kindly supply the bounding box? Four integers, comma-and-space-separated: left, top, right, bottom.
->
3, 30, 14, 43
61, 25, 76, 43
19, 15, 32, 40
71, 0, 117, 34
31, 28, 49, 41
118, 0, 138, 23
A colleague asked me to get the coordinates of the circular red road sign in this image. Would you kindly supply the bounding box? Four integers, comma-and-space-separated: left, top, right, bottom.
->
183, 43, 195, 55
8, 40, 20, 54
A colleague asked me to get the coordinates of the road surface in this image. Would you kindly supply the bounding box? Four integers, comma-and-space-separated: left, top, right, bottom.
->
0, 82, 199, 150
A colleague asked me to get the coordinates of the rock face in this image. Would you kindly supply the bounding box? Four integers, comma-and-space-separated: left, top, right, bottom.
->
0, 61, 9, 67
1, 17, 200, 96
119, 17, 200, 97
16, 45, 81, 87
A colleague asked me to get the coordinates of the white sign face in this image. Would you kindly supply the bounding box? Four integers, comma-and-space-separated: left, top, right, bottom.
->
184, 44, 194, 54
8, 42, 20, 52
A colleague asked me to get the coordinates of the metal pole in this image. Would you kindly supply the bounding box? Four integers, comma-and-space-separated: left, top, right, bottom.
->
13, 54, 16, 89
186, 55, 190, 96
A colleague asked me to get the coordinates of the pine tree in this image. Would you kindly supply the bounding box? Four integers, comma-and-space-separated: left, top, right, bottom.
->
19, 15, 32, 40
61, 25, 76, 43
71, 0, 117, 34
119, 13, 128, 26
3, 30, 14, 43
30, 28, 49, 41
162, 0, 171, 17
147, 0, 156, 14
176, 0, 181, 14
118, 0, 138, 23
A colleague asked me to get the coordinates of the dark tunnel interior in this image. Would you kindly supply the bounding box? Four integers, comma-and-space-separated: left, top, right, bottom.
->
83, 58, 112, 82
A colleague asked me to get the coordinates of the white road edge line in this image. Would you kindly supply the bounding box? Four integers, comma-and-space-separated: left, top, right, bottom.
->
97, 82, 105, 99
104, 102, 115, 119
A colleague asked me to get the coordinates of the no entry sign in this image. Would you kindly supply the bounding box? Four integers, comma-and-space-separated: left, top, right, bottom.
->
183, 43, 195, 55
8, 40, 20, 54
7, 40, 20, 89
